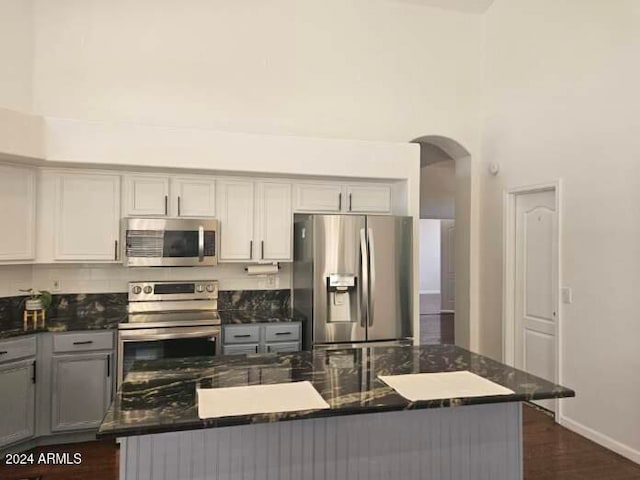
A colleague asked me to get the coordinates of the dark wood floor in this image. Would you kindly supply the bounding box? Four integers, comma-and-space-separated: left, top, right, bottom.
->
420, 312, 455, 344
0, 440, 118, 480
1, 317, 638, 480
524, 405, 640, 479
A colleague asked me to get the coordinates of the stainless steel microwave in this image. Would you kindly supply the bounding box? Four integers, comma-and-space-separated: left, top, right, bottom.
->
122, 218, 218, 267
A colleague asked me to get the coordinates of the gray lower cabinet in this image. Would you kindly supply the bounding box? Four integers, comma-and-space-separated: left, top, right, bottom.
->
223, 344, 260, 355
50, 352, 112, 432
265, 341, 299, 353
0, 359, 36, 448
222, 322, 301, 355
0, 331, 115, 453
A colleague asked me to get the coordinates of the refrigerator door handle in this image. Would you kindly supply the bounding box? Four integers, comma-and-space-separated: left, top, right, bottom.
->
359, 227, 369, 328
367, 227, 376, 327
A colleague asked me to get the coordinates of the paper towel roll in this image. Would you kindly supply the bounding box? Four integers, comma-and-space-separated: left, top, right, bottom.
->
245, 264, 279, 275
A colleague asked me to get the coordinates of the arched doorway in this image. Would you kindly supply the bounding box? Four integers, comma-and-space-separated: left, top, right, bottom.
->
411, 135, 475, 350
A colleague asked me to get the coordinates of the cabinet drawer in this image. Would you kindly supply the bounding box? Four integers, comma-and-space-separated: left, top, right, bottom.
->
53, 332, 114, 353
264, 324, 300, 342
223, 344, 260, 355
223, 325, 261, 344
265, 342, 300, 354
0, 336, 36, 364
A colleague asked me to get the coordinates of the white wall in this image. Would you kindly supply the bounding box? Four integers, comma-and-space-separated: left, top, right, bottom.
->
0, 0, 33, 112
480, 0, 640, 462
420, 160, 455, 219
32, 0, 483, 147
419, 219, 441, 293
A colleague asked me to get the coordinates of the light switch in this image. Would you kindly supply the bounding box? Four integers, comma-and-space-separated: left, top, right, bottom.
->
561, 287, 573, 304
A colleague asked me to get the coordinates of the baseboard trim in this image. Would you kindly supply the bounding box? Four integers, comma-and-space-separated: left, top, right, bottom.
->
559, 414, 640, 464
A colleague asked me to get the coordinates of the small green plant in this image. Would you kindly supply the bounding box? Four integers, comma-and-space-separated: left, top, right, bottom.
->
19, 288, 53, 310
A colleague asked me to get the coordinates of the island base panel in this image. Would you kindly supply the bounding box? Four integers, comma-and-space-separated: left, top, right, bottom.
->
118, 402, 522, 480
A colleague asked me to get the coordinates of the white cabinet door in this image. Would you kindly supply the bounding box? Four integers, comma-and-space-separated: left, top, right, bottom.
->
51, 353, 112, 432
173, 177, 216, 217
346, 185, 392, 213
54, 173, 121, 261
256, 182, 292, 261
293, 183, 343, 212
0, 165, 36, 261
217, 180, 254, 261
0, 360, 35, 448
123, 175, 169, 216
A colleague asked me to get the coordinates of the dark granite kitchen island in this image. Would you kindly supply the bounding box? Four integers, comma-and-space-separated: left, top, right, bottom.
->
99, 345, 574, 480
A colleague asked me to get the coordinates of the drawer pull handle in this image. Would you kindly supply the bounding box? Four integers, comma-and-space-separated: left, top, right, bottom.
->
275, 332, 292, 336
234, 334, 252, 338
73, 341, 94, 345
0, 351, 7, 355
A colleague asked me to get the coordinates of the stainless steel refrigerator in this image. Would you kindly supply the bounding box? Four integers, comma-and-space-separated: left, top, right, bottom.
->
293, 214, 413, 349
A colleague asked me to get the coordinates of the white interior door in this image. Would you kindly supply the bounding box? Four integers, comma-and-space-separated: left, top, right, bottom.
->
514, 189, 558, 412
440, 220, 455, 312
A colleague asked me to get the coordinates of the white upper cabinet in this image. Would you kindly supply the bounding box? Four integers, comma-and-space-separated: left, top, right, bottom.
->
123, 175, 169, 216
217, 180, 254, 261
346, 184, 392, 213
173, 177, 216, 217
53, 172, 121, 262
294, 182, 392, 214
123, 174, 215, 217
294, 183, 343, 212
0, 165, 36, 261
255, 182, 292, 261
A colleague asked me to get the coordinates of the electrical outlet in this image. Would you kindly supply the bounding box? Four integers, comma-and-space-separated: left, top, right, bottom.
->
561, 287, 572, 304
267, 275, 276, 288
52, 279, 61, 292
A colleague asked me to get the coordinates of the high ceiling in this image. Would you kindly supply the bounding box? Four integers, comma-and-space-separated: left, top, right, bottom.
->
390, 0, 495, 14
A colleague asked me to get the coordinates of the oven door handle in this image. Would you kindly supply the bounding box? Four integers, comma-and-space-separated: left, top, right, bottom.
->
119, 329, 220, 342
198, 225, 205, 262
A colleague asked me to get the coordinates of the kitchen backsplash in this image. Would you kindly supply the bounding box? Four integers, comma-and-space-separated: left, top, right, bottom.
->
0, 293, 128, 334
218, 289, 290, 312
0, 263, 290, 298
0, 289, 291, 332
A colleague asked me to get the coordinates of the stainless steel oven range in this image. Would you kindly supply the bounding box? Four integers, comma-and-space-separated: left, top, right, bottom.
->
117, 280, 221, 387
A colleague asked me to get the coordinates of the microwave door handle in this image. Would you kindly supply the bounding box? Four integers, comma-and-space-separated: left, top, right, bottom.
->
198, 225, 205, 262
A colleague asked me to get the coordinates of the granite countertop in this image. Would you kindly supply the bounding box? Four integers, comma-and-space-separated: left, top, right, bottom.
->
0, 309, 297, 339
1, 289, 296, 339
0, 314, 125, 339
0, 293, 128, 340
98, 344, 575, 439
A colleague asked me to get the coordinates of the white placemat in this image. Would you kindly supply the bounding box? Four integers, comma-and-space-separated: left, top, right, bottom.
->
196, 381, 330, 419
378, 370, 514, 402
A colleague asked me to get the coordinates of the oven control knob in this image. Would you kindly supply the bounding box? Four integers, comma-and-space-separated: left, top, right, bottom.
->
132, 286, 142, 294
196, 284, 205, 293
206, 284, 215, 293
143, 286, 153, 294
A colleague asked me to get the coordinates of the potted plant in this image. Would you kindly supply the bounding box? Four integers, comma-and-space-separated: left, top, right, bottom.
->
20, 288, 53, 311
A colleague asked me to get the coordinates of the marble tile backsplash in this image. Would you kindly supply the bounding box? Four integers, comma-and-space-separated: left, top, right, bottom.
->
0, 289, 292, 334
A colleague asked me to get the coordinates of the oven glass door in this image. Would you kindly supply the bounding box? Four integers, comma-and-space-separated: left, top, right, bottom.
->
119, 328, 219, 386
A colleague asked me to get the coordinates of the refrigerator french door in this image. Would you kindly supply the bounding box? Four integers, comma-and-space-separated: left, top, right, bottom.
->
293, 214, 413, 348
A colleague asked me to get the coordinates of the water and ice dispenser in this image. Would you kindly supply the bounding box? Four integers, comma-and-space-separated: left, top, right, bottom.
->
326, 274, 357, 323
